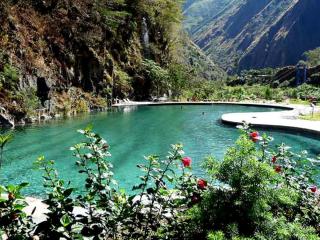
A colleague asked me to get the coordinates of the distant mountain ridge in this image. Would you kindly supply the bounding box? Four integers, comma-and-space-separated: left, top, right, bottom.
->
184, 0, 320, 72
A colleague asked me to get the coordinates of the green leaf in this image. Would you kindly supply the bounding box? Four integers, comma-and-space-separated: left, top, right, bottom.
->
7, 184, 16, 192
19, 182, 29, 188
60, 214, 72, 227
165, 175, 174, 183
14, 204, 26, 211
63, 188, 74, 198
84, 124, 93, 132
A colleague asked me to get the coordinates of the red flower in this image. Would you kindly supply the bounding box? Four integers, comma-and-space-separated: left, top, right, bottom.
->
272, 156, 277, 164
310, 186, 317, 193
197, 179, 207, 190
275, 165, 282, 173
182, 157, 192, 167
249, 131, 260, 142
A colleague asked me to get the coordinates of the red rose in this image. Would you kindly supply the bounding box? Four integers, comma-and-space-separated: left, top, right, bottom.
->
272, 156, 277, 163
249, 131, 260, 142
197, 179, 207, 190
310, 186, 317, 193
275, 165, 282, 173
182, 157, 192, 167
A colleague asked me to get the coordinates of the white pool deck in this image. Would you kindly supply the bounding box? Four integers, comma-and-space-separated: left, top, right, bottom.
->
221, 104, 320, 135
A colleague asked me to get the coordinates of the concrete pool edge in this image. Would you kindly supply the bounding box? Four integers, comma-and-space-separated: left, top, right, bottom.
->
113, 101, 293, 110
113, 101, 320, 136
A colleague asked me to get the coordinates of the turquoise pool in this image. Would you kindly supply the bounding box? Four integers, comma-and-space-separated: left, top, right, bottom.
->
1, 104, 319, 196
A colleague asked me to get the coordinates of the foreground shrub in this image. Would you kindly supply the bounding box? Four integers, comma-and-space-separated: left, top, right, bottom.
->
186, 126, 320, 239
0, 125, 319, 239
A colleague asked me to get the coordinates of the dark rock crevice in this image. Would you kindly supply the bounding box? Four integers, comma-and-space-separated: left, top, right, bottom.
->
36, 77, 50, 106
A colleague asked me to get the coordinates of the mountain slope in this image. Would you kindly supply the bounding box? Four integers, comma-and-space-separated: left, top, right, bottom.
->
188, 0, 320, 72
183, 0, 233, 35
182, 38, 226, 81
239, 0, 320, 70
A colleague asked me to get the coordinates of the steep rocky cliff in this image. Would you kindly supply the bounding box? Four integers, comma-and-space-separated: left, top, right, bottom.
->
186, 0, 320, 72
0, 0, 225, 125
0, 0, 185, 124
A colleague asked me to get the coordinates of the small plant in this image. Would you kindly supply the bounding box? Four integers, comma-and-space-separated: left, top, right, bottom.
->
0, 64, 20, 91
71, 125, 120, 238
33, 156, 76, 239
265, 86, 272, 100
0, 132, 13, 168
127, 144, 198, 239
0, 182, 31, 239
16, 88, 40, 116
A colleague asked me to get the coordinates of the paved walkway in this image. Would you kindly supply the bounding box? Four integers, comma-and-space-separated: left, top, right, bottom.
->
221, 104, 320, 135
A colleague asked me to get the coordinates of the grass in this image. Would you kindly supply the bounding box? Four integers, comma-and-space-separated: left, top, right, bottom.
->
299, 112, 320, 121
289, 99, 310, 105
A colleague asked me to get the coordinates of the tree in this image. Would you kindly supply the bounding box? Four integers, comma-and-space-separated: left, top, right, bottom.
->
142, 59, 170, 97
304, 47, 320, 66
168, 64, 190, 99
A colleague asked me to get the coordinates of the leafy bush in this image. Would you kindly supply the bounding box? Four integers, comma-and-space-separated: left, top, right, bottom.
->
142, 59, 170, 97
168, 63, 190, 99
0, 182, 31, 239
186, 126, 320, 239
114, 68, 133, 98
15, 88, 40, 116
0, 125, 319, 239
0, 64, 20, 91
304, 47, 320, 66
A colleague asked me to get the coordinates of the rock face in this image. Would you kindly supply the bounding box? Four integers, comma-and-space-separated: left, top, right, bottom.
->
0, 0, 222, 123
0, 0, 179, 122
1, 1, 116, 94
0, 0, 135, 121
186, 0, 320, 72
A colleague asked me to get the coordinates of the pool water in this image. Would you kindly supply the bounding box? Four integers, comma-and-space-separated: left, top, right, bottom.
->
1, 104, 319, 196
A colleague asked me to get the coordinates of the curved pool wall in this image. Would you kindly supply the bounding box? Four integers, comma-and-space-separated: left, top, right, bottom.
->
1, 104, 319, 196
114, 101, 293, 110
